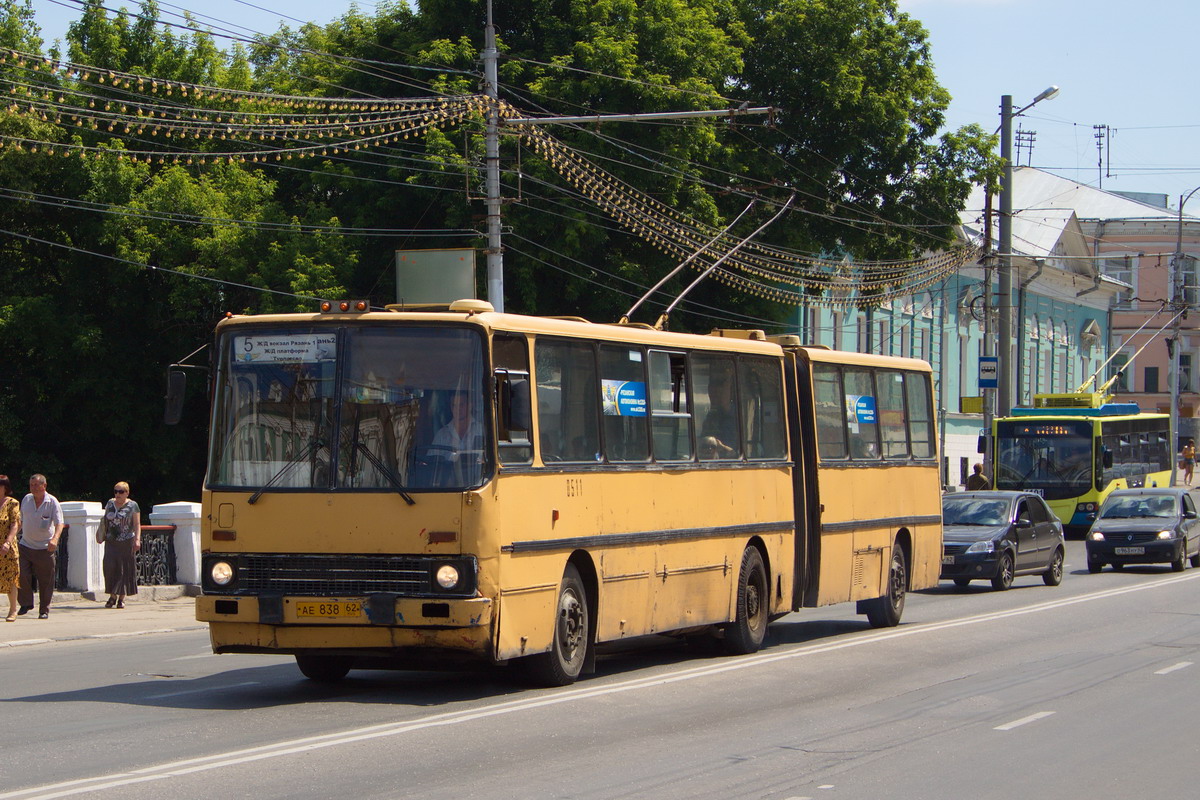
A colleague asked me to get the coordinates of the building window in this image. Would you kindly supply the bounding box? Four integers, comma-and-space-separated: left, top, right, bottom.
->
1181, 354, 1193, 393
1145, 366, 1160, 394
1103, 255, 1136, 308
1111, 354, 1130, 392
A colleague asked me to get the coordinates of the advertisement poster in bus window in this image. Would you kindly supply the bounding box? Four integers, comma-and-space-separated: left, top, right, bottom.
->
602, 380, 648, 416
235, 334, 336, 364
845, 394, 876, 431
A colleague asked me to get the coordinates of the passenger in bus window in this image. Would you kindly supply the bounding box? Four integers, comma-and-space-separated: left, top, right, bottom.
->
700, 373, 738, 460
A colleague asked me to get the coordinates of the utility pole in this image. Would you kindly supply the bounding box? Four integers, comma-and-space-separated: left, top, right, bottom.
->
479, 0, 770, 312
997, 86, 1060, 417
1171, 187, 1200, 484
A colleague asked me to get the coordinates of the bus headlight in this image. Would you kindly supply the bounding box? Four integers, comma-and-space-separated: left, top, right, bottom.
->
210, 561, 235, 586
435, 564, 461, 589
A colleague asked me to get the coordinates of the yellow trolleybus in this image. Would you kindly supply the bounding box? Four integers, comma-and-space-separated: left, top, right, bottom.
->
989, 393, 1171, 536
193, 300, 941, 684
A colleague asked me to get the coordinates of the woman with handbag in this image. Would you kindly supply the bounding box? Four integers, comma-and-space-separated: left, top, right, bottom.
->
97, 481, 141, 609
0, 475, 21, 622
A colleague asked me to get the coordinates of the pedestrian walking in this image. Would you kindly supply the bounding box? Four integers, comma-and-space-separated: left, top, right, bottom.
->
0, 475, 20, 622
1183, 439, 1196, 486
17, 474, 64, 619
966, 463, 991, 491
98, 481, 140, 608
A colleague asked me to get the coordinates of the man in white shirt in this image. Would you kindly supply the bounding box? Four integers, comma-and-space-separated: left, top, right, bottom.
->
18, 473, 64, 619
430, 391, 483, 484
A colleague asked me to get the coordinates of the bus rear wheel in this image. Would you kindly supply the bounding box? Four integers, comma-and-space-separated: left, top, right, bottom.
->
862, 546, 907, 628
724, 546, 769, 655
295, 653, 353, 683
523, 564, 589, 686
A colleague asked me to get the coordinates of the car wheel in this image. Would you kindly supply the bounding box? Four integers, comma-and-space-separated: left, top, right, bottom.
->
1042, 548, 1064, 586
1171, 539, 1187, 572
1191, 546, 1200, 569
1088, 561, 1103, 574
991, 552, 1014, 591
1110, 561, 1124, 571
953, 577, 971, 588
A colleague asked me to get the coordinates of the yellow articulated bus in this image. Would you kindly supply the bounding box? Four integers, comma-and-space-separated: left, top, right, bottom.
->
193, 299, 941, 685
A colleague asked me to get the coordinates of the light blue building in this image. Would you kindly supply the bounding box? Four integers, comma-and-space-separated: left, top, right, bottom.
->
788, 184, 1124, 488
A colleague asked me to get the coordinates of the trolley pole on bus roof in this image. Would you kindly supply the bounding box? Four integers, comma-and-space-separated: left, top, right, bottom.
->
480, 0, 772, 312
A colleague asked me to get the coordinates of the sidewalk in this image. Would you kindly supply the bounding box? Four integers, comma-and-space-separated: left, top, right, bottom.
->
0, 586, 203, 648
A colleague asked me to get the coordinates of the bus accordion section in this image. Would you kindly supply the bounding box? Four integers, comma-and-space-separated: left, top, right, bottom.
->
990, 393, 1171, 536
777, 342, 943, 624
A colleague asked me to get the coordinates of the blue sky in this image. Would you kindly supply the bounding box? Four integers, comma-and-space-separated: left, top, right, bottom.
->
29, 0, 1200, 210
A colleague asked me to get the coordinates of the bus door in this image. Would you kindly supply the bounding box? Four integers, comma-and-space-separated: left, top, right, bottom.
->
782, 350, 818, 609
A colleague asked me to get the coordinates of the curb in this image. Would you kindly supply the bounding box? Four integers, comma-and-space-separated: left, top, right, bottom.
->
0, 625, 208, 649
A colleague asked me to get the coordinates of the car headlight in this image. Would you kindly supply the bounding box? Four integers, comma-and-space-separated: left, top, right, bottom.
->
435, 564, 461, 589
1158, 530, 1176, 539
966, 540, 996, 554
1089, 531, 1105, 541
210, 560, 235, 586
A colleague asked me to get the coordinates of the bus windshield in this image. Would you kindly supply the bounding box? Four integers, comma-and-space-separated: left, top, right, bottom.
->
994, 420, 1093, 495
208, 325, 490, 491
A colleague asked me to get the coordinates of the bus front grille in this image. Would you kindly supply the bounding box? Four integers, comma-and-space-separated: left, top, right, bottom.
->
240, 555, 430, 596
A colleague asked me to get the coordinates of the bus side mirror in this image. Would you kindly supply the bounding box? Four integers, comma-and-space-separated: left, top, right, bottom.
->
508, 378, 532, 432
1102, 449, 1113, 469
976, 434, 986, 454
164, 369, 187, 425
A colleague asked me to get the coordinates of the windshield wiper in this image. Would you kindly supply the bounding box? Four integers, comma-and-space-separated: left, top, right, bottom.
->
248, 438, 325, 505
353, 442, 416, 506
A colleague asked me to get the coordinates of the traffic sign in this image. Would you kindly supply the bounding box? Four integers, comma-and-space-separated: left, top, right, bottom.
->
979, 356, 998, 389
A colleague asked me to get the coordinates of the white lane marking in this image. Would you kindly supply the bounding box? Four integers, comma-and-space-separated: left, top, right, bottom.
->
1154, 661, 1194, 675
145, 681, 261, 700
994, 711, 1055, 731
167, 652, 221, 661
5, 571, 1200, 800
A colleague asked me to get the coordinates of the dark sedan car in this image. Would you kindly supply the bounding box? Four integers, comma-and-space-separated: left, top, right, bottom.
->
940, 491, 1066, 590
1085, 488, 1200, 573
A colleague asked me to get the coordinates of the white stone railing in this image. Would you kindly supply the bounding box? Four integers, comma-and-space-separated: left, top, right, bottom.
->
59, 500, 201, 594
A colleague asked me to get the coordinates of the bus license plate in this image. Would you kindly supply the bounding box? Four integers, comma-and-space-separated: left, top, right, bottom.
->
1114, 547, 1144, 556
295, 601, 364, 619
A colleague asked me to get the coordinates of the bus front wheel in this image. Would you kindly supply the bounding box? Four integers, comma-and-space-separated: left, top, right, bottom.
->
295, 653, 353, 683
862, 546, 907, 628
724, 546, 769, 655
523, 563, 590, 686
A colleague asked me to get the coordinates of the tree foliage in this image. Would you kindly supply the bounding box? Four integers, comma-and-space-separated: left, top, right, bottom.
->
0, 0, 995, 505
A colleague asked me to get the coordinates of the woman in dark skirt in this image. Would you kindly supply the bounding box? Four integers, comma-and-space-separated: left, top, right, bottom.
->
99, 481, 141, 608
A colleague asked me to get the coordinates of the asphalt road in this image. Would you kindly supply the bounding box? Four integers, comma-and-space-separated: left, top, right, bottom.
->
4, 539, 1200, 800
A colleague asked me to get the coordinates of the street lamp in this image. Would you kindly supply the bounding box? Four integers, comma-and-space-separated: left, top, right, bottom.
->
997, 86, 1060, 416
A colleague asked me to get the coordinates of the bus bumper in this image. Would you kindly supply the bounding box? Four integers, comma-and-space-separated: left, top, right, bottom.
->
196, 595, 493, 655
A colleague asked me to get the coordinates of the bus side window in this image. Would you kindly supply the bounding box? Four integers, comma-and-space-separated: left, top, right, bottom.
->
739, 356, 787, 460
536, 339, 600, 463
494, 334, 532, 465
906, 372, 935, 458
649, 350, 693, 461
813, 363, 847, 460
600, 345, 649, 462
877, 370, 908, 459
694, 353, 740, 461
844, 367, 880, 460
